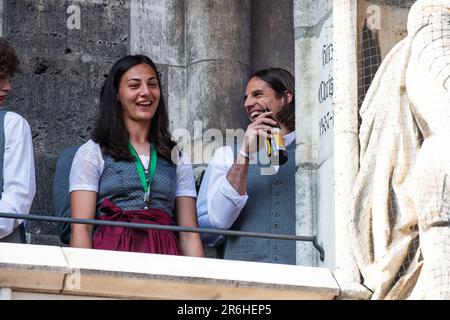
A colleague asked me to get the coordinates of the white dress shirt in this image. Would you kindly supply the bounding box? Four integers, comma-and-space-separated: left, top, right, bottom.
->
197, 131, 296, 246
69, 139, 197, 198
0, 112, 36, 239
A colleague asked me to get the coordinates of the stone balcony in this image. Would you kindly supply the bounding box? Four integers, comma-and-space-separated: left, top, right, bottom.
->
0, 243, 340, 300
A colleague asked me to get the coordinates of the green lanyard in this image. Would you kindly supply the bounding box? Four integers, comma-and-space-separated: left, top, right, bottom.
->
128, 142, 157, 209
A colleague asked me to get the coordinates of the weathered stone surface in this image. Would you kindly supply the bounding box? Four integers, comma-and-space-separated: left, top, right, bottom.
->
130, 0, 185, 66
0, 0, 3, 37
29, 234, 64, 247
332, 0, 361, 283
295, 167, 317, 267
367, 0, 415, 8
27, 153, 58, 234
294, 0, 333, 268
0, 243, 341, 299
167, 66, 186, 133
185, 0, 251, 176
4, 0, 128, 154
186, 0, 251, 64
333, 132, 360, 280
294, 0, 332, 29
294, 16, 333, 165
8, 57, 107, 154
186, 61, 250, 136
251, 0, 295, 74
316, 155, 335, 269
7, 56, 110, 242
154, 63, 169, 108
5, 0, 128, 58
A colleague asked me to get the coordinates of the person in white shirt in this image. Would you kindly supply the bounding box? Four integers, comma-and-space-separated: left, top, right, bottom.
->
0, 38, 36, 243
197, 68, 297, 264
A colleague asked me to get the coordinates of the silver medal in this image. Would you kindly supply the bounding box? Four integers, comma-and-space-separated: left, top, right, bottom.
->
143, 189, 151, 209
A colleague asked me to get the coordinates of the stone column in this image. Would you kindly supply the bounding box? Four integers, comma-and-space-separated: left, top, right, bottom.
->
0, 0, 3, 37
251, 0, 295, 74
129, 0, 186, 133
294, 0, 333, 267
332, 0, 361, 286
185, 0, 251, 165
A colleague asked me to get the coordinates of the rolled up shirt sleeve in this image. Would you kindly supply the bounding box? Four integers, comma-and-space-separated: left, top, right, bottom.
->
197, 146, 248, 246
0, 112, 36, 239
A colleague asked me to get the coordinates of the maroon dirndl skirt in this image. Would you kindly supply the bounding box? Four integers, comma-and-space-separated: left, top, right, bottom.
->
92, 198, 182, 255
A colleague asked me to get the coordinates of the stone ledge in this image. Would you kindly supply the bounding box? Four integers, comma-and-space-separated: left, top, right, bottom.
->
0, 243, 340, 300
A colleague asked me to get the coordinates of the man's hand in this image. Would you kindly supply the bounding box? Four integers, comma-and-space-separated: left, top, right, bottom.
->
241, 111, 278, 155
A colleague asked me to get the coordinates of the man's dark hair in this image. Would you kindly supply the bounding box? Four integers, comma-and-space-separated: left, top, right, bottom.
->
251, 68, 295, 132
0, 37, 20, 76
92, 54, 177, 163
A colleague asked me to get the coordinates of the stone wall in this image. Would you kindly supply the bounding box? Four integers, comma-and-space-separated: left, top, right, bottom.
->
3, 0, 129, 245
0, 0, 3, 36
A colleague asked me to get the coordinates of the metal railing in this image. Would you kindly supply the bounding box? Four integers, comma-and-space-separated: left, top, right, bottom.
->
0, 212, 325, 261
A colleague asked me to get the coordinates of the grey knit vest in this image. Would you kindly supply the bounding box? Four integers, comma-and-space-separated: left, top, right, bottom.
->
97, 153, 177, 217
224, 143, 297, 265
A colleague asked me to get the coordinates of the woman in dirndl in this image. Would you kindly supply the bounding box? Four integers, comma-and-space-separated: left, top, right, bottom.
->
69, 54, 204, 257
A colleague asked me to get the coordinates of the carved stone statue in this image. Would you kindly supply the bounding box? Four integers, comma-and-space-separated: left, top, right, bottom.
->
350, 0, 450, 299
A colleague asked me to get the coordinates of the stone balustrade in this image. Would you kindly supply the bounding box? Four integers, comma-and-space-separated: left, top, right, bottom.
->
0, 243, 340, 300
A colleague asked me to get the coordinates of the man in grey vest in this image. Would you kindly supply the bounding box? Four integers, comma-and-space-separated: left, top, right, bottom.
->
197, 68, 296, 264
0, 38, 36, 243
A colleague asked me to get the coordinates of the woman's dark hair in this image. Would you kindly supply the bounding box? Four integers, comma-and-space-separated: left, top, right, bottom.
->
0, 37, 20, 76
251, 68, 295, 132
92, 54, 177, 162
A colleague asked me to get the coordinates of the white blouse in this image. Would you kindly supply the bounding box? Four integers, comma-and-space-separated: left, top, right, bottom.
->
69, 140, 197, 198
